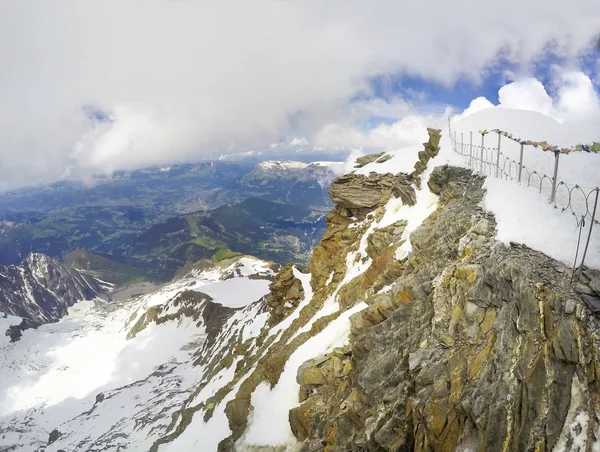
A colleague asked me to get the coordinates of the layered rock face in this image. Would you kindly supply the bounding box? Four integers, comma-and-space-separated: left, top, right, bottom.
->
290, 164, 600, 452
0, 253, 104, 337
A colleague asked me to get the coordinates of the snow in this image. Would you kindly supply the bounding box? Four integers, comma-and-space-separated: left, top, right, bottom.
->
354, 145, 422, 176
450, 107, 600, 269
241, 311, 270, 342
325, 271, 334, 286
482, 178, 600, 269
0, 256, 275, 451
238, 301, 368, 448
554, 411, 590, 452
0, 294, 204, 451
257, 160, 308, 170
162, 358, 259, 452
198, 278, 271, 308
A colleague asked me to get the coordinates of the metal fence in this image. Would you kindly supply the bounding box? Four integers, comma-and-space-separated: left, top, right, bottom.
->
448, 120, 599, 281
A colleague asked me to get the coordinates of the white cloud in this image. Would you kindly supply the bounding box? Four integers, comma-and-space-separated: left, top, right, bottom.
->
315, 111, 450, 150
453, 97, 496, 122
1, 1, 600, 189
497, 78, 555, 116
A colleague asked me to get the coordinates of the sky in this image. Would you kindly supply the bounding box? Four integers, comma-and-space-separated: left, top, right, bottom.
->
1, 1, 600, 190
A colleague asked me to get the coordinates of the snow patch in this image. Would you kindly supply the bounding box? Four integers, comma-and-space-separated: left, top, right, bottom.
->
199, 278, 271, 308
354, 145, 422, 176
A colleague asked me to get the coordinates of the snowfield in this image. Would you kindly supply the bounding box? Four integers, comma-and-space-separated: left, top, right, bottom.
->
0, 257, 275, 452
449, 107, 600, 269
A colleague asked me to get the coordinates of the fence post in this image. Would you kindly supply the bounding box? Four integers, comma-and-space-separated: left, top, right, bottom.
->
461, 133, 463, 155
517, 143, 524, 183
576, 188, 599, 280
495, 132, 501, 178
454, 131, 457, 151
550, 152, 560, 204
469, 132, 473, 168
480, 133, 485, 174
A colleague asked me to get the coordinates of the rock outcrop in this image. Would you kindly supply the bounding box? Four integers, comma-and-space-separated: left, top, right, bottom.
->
411, 127, 441, 180
265, 263, 305, 325
329, 172, 415, 214
291, 165, 600, 451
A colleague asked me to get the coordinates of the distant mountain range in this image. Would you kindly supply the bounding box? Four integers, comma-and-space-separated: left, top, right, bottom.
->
0, 159, 338, 282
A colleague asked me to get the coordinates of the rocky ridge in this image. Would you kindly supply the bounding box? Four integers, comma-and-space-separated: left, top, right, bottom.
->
134, 128, 444, 451
0, 253, 104, 340
288, 164, 600, 451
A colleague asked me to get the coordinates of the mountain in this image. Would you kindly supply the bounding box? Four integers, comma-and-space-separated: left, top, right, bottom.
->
64, 249, 148, 286
0, 159, 338, 277
0, 253, 105, 339
240, 160, 338, 208
127, 197, 326, 281
0, 161, 252, 215
0, 255, 277, 451
0, 205, 157, 266
3, 120, 600, 451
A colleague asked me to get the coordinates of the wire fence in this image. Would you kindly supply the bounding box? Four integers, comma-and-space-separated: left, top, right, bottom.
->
448, 119, 599, 282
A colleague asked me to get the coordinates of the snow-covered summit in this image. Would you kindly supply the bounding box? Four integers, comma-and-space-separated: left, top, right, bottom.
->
242, 159, 340, 193
257, 160, 309, 170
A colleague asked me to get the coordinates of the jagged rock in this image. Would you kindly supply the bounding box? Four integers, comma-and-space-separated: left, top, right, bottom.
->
289, 403, 313, 442
564, 298, 577, 314
365, 221, 406, 259
201, 297, 236, 344
48, 429, 62, 445
0, 253, 103, 328
225, 398, 251, 440
354, 152, 385, 168
298, 364, 327, 386
127, 290, 221, 340
376, 154, 392, 164
580, 293, 600, 314
329, 172, 415, 212
264, 263, 304, 325
5, 324, 22, 342
590, 276, 600, 294
411, 128, 441, 179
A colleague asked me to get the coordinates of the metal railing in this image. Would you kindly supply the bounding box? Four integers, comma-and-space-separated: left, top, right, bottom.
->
448, 119, 599, 281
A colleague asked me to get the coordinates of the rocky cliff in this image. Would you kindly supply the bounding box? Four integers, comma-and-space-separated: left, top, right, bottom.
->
290, 164, 600, 451
0, 252, 104, 339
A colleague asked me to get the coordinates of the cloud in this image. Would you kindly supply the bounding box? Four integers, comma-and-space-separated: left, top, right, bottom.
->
314, 110, 451, 150
1, 1, 600, 189
497, 78, 555, 116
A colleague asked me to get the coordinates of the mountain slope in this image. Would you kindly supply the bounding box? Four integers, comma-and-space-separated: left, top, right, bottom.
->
0, 256, 276, 452
64, 249, 148, 286
127, 197, 326, 281
240, 160, 337, 207
0, 253, 104, 336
